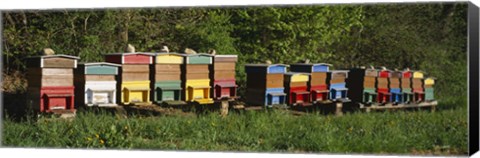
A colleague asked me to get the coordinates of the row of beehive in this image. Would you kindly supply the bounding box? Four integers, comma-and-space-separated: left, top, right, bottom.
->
244, 63, 436, 107
26, 52, 238, 112
348, 67, 435, 104
25, 53, 435, 112
244, 63, 350, 107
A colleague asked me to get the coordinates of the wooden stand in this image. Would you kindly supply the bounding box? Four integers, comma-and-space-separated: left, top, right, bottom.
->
359, 100, 438, 112
50, 109, 77, 118
159, 100, 188, 106
315, 98, 348, 116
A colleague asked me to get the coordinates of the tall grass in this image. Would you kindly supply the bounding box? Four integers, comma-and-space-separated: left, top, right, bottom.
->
2, 105, 468, 155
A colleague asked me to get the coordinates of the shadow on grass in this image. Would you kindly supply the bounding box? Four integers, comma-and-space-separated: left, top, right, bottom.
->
2, 92, 35, 122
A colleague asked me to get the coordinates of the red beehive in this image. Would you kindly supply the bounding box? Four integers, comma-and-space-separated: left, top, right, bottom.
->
211, 55, 238, 100
284, 72, 311, 106
26, 54, 79, 113
400, 69, 414, 103
376, 67, 392, 103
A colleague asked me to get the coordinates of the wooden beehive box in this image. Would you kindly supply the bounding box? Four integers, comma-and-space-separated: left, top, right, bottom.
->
401, 70, 413, 90
74, 62, 120, 107
211, 55, 238, 100
327, 70, 349, 100
245, 64, 288, 107
411, 70, 425, 102
423, 77, 436, 101
290, 63, 331, 102
26, 54, 79, 113
151, 53, 185, 104
399, 69, 413, 103
105, 52, 154, 105
346, 67, 378, 103
284, 72, 311, 106
389, 70, 403, 103
182, 53, 214, 104
376, 69, 392, 103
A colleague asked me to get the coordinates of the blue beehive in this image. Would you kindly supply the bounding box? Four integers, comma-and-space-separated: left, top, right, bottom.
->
389, 70, 403, 103
245, 64, 288, 107
327, 70, 350, 101
290, 63, 330, 73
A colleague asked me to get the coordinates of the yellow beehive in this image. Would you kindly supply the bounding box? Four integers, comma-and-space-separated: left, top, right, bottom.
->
413, 71, 424, 78
290, 73, 309, 82
121, 80, 150, 104
185, 79, 213, 104
156, 54, 184, 64
424, 77, 435, 85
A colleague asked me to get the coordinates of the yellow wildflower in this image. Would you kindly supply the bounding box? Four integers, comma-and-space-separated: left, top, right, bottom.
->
95, 134, 100, 138
100, 139, 105, 144
86, 137, 92, 141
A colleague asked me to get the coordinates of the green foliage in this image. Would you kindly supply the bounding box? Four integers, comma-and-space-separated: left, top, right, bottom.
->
230, 5, 364, 65
2, 107, 467, 155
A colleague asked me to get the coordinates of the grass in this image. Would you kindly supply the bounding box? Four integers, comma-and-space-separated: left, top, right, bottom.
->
1, 100, 468, 156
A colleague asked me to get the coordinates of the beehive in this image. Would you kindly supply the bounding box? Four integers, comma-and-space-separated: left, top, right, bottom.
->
411, 71, 425, 102
151, 53, 184, 104
74, 62, 120, 107
26, 54, 79, 112
284, 72, 311, 106
105, 52, 154, 105
211, 55, 238, 100
400, 69, 414, 103
245, 64, 288, 107
376, 69, 392, 103
423, 77, 436, 101
182, 53, 214, 104
290, 63, 331, 102
346, 67, 378, 103
327, 70, 349, 100
389, 71, 403, 103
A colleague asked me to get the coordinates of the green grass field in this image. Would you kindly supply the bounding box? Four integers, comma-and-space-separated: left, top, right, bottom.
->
2, 100, 468, 156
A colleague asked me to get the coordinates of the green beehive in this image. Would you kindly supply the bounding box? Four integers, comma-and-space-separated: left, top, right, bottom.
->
423, 77, 436, 101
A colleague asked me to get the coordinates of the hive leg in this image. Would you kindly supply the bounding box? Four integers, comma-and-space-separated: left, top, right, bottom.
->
335, 102, 343, 116
220, 100, 229, 117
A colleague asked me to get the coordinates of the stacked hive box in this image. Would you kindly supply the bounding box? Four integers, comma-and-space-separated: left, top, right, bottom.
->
284, 73, 311, 106
400, 69, 414, 103
346, 67, 378, 103
389, 71, 402, 103
105, 53, 154, 105
152, 53, 184, 105
26, 55, 79, 112
411, 71, 425, 103
327, 70, 350, 100
376, 69, 392, 103
211, 55, 238, 100
74, 62, 120, 107
290, 63, 331, 103
423, 77, 435, 101
245, 64, 288, 107
182, 54, 214, 104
